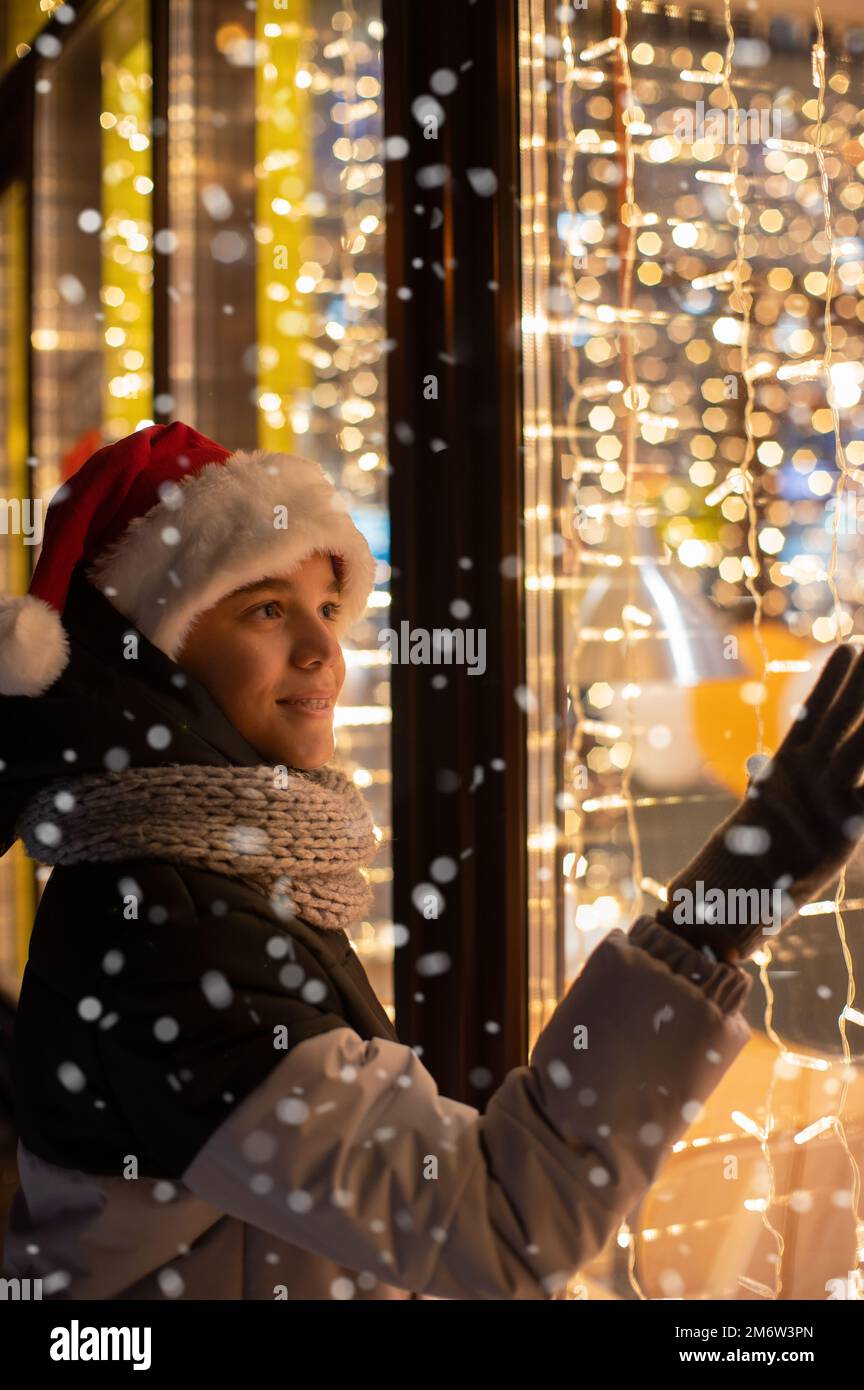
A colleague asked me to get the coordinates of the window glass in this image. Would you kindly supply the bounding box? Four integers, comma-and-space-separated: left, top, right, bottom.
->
518, 0, 864, 1300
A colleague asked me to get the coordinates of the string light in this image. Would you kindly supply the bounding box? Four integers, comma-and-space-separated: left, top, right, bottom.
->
812, 2, 863, 1296
609, 0, 648, 1302
721, 0, 769, 754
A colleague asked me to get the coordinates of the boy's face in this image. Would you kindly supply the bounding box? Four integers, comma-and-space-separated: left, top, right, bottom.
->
175, 550, 346, 769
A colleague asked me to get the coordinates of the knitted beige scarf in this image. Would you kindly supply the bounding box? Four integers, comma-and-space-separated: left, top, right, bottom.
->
14, 762, 378, 933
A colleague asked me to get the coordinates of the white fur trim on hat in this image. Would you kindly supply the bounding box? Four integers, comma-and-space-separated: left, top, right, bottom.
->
0, 593, 71, 697
84, 449, 378, 660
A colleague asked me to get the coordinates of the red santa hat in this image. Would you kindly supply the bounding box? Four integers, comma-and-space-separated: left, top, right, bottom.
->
0, 421, 378, 698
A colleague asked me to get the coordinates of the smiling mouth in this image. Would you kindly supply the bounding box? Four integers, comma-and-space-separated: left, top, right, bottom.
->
277, 698, 334, 718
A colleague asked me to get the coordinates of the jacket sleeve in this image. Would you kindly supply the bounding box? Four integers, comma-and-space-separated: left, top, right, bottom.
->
177, 917, 753, 1300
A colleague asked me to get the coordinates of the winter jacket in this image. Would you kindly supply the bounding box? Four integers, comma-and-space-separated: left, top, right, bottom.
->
0, 564, 755, 1300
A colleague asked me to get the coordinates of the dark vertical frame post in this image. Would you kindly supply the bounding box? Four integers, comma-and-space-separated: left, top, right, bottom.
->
150, 0, 170, 419
382, 0, 527, 1102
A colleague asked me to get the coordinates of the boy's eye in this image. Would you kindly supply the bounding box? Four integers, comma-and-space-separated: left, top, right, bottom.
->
253, 599, 343, 621
256, 600, 282, 619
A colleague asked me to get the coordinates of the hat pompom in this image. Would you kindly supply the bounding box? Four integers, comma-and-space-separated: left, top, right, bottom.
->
0, 593, 70, 697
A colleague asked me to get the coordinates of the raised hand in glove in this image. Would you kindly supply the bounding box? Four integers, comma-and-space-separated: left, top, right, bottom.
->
655, 641, 864, 965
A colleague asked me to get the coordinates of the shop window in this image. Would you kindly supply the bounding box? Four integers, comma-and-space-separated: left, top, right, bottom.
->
518, 0, 864, 1300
